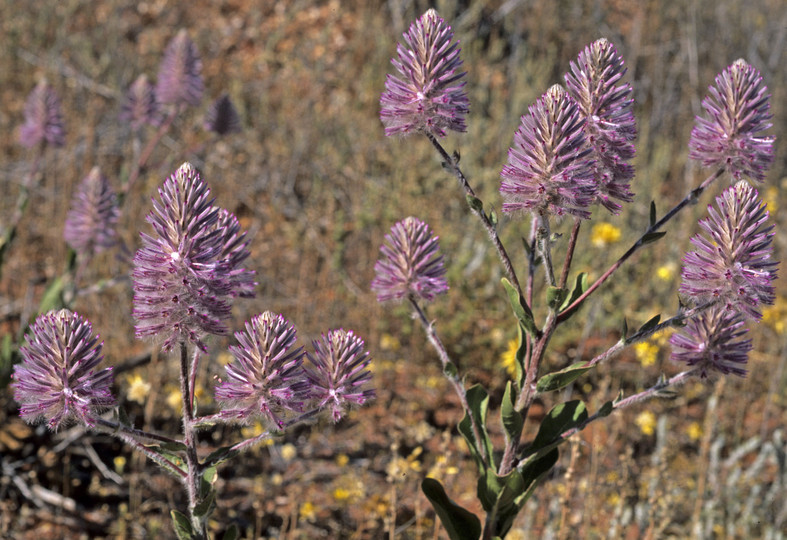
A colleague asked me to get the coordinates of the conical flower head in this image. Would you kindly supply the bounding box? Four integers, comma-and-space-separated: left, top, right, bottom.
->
304, 329, 375, 422
155, 29, 204, 108
380, 9, 469, 137
132, 162, 256, 352
19, 80, 65, 149
371, 217, 448, 303
204, 94, 242, 135
565, 39, 636, 214
679, 181, 778, 320
500, 84, 596, 219
215, 312, 310, 427
12, 310, 115, 430
120, 74, 157, 129
689, 59, 774, 182
669, 305, 752, 378
64, 166, 119, 257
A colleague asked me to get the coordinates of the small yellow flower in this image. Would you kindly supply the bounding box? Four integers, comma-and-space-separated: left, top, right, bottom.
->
126, 373, 151, 404
299, 501, 316, 522
333, 487, 351, 501
656, 263, 676, 282
635, 410, 657, 436
216, 351, 234, 365
763, 185, 779, 213
634, 341, 659, 367
502, 338, 518, 378
166, 387, 182, 413
686, 421, 702, 441
335, 453, 349, 467
241, 420, 265, 439
591, 222, 622, 247
380, 333, 401, 351
762, 296, 786, 334
280, 443, 297, 462
113, 456, 127, 474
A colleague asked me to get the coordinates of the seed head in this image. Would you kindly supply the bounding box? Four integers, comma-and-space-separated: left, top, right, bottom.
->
204, 94, 242, 135
565, 39, 636, 214
304, 329, 375, 422
679, 181, 778, 320
132, 162, 256, 352
371, 217, 448, 303
500, 85, 596, 219
19, 80, 65, 149
12, 310, 115, 430
689, 59, 774, 182
120, 74, 157, 129
155, 29, 204, 108
64, 166, 119, 257
380, 9, 469, 137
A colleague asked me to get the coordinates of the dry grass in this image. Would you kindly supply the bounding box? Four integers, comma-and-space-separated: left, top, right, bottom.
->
1, 0, 785, 538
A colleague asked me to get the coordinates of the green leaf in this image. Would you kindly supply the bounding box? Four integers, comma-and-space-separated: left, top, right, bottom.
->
546, 286, 567, 311
501, 278, 537, 337
158, 440, 188, 453
422, 478, 481, 540
443, 361, 458, 378
146, 444, 188, 476
536, 362, 592, 393
560, 272, 588, 311
641, 231, 666, 245
489, 209, 498, 228
204, 445, 240, 468
466, 194, 484, 213
221, 524, 240, 540
621, 318, 628, 340
530, 400, 588, 452
193, 489, 216, 519
500, 381, 523, 443
457, 384, 494, 473
170, 510, 193, 540
597, 400, 614, 418
634, 314, 661, 338
649, 201, 657, 227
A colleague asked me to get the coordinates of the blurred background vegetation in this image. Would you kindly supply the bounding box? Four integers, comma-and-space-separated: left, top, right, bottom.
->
1, 0, 785, 538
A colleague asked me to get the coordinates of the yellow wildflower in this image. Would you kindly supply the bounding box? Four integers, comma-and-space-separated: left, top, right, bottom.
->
686, 421, 702, 441
299, 501, 316, 522
591, 222, 622, 247
280, 443, 297, 462
335, 453, 350, 467
656, 263, 676, 282
502, 338, 518, 378
634, 341, 659, 367
635, 410, 657, 436
126, 373, 151, 404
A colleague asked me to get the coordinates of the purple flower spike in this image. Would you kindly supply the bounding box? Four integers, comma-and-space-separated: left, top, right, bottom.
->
12, 310, 115, 430
679, 181, 778, 321
19, 80, 65, 149
155, 29, 204, 108
215, 312, 309, 427
380, 9, 469, 138
132, 162, 256, 352
500, 85, 596, 219
120, 74, 157, 129
689, 59, 774, 182
305, 329, 375, 422
372, 217, 448, 303
204, 94, 242, 135
669, 306, 752, 378
565, 39, 636, 214
64, 166, 119, 257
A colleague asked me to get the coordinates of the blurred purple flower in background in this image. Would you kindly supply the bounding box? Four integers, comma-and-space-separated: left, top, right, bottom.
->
565, 38, 636, 214
64, 166, 119, 257
156, 29, 204, 109
500, 85, 596, 219
12, 310, 115, 430
304, 329, 374, 422
689, 59, 774, 182
204, 94, 242, 135
380, 9, 469, 138
120, 74, 157, 129
372, 216, 448, 303
132, 162, 255, 352
679, 181, 777, 321
669, 306, 752, 378
19, 79, 65, 149
215, 312, 310, 427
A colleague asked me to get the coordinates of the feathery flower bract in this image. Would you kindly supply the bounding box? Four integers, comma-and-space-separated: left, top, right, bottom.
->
12, 310, 115, 430
19, 80, 65, 149
132, 162, 256, 352
215, 312, 310, 427
679, 181, 777, 320
371, 217, 448, 303
204, 94, 242, 135
304, 329, 375, 422
120, 74, 157, 129
689, 59, 774, 182
500, 85, 596, 219
64, 166, 119, 257
155, 29, 204, 108
380, 9, 469, 137
669, 306, 752, 378
565, 39, 636, 213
